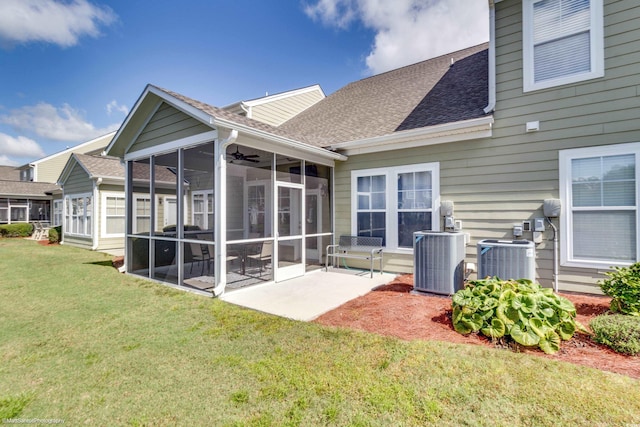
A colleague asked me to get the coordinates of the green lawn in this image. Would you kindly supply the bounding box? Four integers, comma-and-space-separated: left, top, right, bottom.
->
0, 239, 639, 426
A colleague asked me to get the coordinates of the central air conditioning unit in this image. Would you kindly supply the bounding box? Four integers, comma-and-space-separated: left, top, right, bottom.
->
477, 240, 536, 282
413, 231, 466, 295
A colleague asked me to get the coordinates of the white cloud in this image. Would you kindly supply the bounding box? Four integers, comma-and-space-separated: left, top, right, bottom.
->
0, 155, 20, 166
305, 0, 489, 74
0, 0, 116, 48
1, 102, 120, 142
106, 100, 129, 116
0, 133, 46, 161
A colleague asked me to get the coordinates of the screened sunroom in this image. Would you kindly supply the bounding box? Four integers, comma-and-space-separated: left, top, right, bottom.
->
107, 85, 343, 295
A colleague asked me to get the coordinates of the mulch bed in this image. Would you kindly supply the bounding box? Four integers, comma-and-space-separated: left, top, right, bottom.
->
314, 274, 640, 379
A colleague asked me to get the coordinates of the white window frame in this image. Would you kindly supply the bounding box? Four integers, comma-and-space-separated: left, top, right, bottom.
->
351, 163, 440, 253
133, 194, 152, 235
522, 0, 604, 92
191, 190, 214, 231
64, 193, 92, 237
101, 192, 126, 238
559, 142, 640, 268
52, 200, 63, 227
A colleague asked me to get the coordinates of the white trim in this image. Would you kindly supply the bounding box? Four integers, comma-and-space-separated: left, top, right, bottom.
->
31, 131, 116, 166
522, 0, 604, 93
329, 116, 493, 156
101, 191, 126, 238
351, 163, 440, 252
559, 142, 640, 268
124, 130, 218, 161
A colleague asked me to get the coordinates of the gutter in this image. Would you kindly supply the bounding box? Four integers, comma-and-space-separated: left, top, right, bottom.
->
211, 117, 348, 162
328, 116, 494, 153
484, 0, 497, 114
91, 177, 102, 250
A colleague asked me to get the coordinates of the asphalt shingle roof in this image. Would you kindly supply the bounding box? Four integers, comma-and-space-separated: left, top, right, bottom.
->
73, 153, 124, 179
153, 43, 488, 150
0, 180, 59, 197
279, 43, 489, 146
0, 166, 20, 181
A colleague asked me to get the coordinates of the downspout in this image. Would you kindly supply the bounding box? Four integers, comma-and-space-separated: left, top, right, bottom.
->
484, 0, 497, 114
91, 177, 102, 250
212, 129, 238, 297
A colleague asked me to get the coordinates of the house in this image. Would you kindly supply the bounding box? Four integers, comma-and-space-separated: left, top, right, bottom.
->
106, 0, 639, 295
52, 86, 325, 253
0, 132, 117, 227
57, 153, 127, 251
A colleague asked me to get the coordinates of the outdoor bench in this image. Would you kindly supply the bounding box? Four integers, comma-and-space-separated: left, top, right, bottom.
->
325, 235, 383, 278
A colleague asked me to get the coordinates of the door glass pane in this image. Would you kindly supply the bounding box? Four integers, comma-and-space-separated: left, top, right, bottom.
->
278, 186, 301, 238
278, 239, 302, 269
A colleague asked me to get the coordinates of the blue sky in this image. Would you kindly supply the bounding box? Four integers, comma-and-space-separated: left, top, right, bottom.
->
0, 0, 488, 167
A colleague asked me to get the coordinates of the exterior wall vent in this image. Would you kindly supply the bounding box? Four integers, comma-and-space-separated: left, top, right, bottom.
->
413, 231, 466, 295
477, 240, 536, 282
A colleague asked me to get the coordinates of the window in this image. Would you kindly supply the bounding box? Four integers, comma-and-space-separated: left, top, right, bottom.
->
560, 143, 640, 268
134, 196, 151, 234
192, 191, 214, 231
523, 0, 603, 92
352, 163, 439, 251
53, 200, 63, 226
65, 194, 92, 236
102, 193, 125, 237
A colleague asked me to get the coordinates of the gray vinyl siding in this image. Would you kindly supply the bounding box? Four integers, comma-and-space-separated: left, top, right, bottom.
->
129, 103, 212, 153
62, 164, 92, 194
63, 234, 92, 249
251, 90, 324, 127
336, 0, 640, 294
485, 0, 640, 293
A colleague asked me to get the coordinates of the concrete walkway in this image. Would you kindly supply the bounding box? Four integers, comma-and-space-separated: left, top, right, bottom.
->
220, 269, 397, 321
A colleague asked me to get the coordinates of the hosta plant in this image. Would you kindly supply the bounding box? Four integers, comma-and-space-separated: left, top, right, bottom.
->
452, 277, 588, 354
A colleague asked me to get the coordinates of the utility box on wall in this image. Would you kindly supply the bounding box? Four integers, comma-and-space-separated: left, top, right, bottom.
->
477, 240, 536, 282
413, 231, 466, 295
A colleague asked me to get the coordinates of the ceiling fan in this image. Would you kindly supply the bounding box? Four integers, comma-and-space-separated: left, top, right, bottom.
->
227, 147, 259, 163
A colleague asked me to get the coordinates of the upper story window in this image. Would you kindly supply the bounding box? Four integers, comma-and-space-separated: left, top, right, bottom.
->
523, 0, 604, 92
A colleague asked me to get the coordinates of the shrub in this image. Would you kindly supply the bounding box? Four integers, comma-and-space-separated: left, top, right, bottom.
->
590, 314, 640, 355
598, 263, 640, 316
452, 277, 588, 354
48, 226, 62, 244
0, 223, 33, 238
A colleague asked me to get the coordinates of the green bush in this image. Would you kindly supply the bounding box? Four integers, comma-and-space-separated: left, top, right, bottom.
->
598, 263, 640, 316
452, 277, 588, 354
590, 314, 640, 355
48, 226, 62, 244
0, 223, 33, 238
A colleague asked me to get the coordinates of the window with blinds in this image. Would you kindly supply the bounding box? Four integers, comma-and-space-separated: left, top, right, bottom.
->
560, 143, 640, 267
523, 0, 603, 92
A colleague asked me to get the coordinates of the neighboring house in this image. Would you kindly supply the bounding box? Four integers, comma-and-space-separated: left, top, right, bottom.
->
106, 0, 639, 296
0, 132, 117, 227
57, 153, 126, 251
223, 85, 325, 127
0, 180, 59, 224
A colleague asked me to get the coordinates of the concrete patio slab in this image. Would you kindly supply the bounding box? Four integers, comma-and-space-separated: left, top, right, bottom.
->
220, 269, 397, 321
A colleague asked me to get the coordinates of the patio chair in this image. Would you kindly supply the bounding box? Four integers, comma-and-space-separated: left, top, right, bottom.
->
32, 221, 43, 240
247, 241, 272, 274
189, 242, 212, 275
